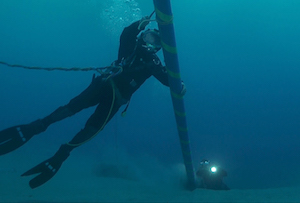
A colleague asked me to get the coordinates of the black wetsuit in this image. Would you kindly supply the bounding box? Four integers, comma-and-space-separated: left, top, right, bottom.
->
0, 20, 170, 189
39, 20, 169, 147
196, 166, 230, 190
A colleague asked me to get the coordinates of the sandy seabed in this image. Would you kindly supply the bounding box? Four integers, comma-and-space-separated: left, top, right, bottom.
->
1, 176, 300, 202
1, 150, 300, 202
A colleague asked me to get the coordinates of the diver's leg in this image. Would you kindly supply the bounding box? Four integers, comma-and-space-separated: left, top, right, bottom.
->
67, 96, 121, 147
21, 94, 122, 188
0, 76, 107, 155
41, 76, 110, 128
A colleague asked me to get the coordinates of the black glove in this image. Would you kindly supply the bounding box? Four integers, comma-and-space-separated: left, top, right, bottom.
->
21, 144, 73, 189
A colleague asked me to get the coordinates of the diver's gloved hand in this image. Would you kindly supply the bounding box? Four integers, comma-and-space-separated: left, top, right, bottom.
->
21, 144, 73, 189
180, 81, 187, 97
138, 16, 150, 30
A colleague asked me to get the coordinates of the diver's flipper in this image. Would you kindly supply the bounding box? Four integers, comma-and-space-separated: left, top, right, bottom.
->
0, 126, 25, 155
0, 120, 47, 156
21, 144, 71, 189
22, 159, 59, 189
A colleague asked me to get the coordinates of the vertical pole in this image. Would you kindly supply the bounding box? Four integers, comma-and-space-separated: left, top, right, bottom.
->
153, 0, 196, 190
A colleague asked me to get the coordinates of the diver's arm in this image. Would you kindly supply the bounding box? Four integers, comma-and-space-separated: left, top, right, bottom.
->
153, 65, 169, 87
153, 64, 187, 96
150, 54, 169, 86
154, 68, 186, 97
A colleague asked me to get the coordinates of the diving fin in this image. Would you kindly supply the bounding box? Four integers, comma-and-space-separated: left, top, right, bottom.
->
0, 119, 47, 155
22, 144, 71, 189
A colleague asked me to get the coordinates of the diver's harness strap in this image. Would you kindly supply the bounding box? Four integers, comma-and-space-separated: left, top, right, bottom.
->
110, 60, 132, 117
99, 62, 123, 82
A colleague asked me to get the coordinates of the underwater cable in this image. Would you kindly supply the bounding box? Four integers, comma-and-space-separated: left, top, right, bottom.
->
0, 60, 123, 77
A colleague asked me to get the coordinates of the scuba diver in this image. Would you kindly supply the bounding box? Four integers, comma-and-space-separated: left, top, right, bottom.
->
196, 159, 230, 190
0, 15, 186, 189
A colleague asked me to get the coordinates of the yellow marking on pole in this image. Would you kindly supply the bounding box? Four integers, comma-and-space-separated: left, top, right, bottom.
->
166, 67, 181, 79
180, 139, 190, 145
161, 40, 177, 54
174, 110, 186, 117
178, 125, 188, 132
171, 90, 184, 100
155, 7, 173, 24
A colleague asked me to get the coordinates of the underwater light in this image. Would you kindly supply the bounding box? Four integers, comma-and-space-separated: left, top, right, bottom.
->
210, 166, 217, 173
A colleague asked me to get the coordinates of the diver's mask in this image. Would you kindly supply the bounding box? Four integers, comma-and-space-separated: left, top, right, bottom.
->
199, 159, 210, 168
141, 29, 162, 53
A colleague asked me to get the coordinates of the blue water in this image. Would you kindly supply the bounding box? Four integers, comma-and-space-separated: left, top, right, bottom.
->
0, 0, 300, 193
